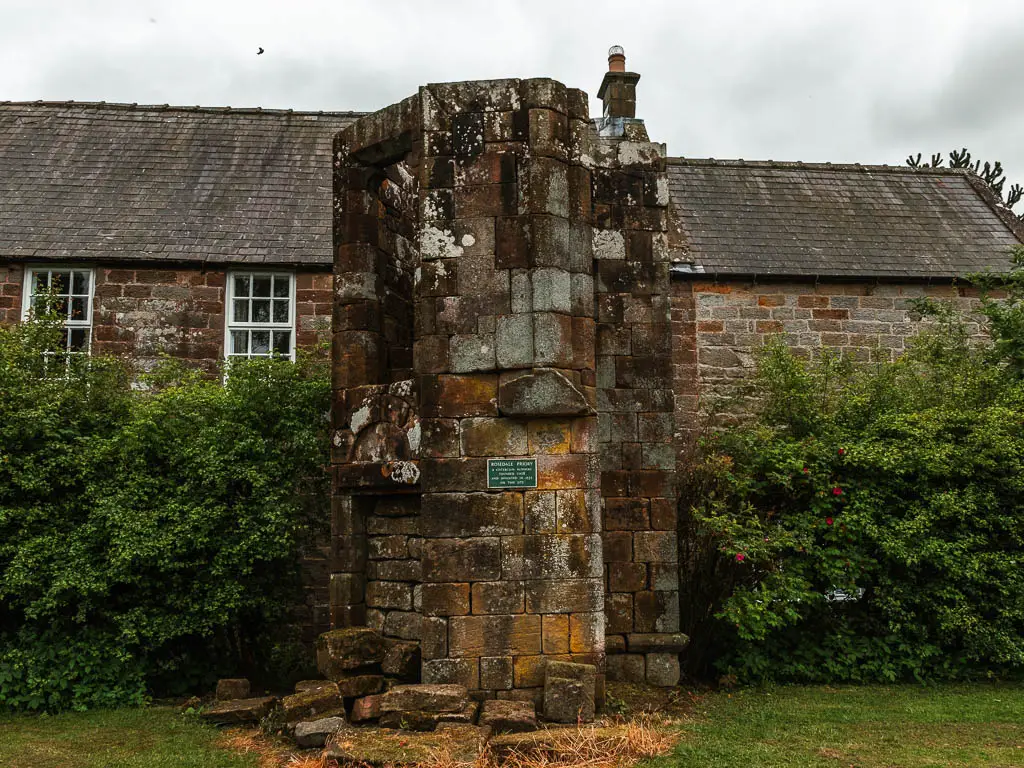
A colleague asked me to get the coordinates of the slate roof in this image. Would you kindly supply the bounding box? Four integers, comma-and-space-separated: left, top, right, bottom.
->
666, 159, 1024, 279
0, 101, 361, 266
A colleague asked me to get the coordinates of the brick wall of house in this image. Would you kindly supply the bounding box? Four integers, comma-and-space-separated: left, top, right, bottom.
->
0, 262, 24, 323
0, 262, 333, 369
672, 278, 987, 445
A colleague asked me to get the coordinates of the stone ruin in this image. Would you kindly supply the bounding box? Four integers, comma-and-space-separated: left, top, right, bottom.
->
326, 52, 689, 720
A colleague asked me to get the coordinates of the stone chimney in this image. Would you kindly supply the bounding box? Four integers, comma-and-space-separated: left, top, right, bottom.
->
596, 46, 647, 139
598, 46, 639, 120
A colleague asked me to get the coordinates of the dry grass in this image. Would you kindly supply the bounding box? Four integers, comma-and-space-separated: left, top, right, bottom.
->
214, 718, 677, 768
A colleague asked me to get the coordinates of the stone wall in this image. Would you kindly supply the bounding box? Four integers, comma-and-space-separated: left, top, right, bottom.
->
328, 77, 697, 707
671, 278, 988, 443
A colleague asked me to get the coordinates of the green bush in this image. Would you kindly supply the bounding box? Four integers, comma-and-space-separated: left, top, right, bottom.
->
0, 315, 330, 711
682, 285, 1024, 684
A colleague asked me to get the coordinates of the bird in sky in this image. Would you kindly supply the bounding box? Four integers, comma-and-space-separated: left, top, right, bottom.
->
257, 47, 265, 55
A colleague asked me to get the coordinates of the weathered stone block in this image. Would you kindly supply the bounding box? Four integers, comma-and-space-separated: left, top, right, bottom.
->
533, 313, 574, 367
382, 641, 422, 680
417, 582, 471, 616
421, 616, 448, 659
525, 579, 603, 614
215, 678, 250, 701
422, 658, 480, 689
626, 633, 690, 653
199, 696, 278, 725
524, 491, 557, 534
480, 656, 514, 690
419, 418, 460, 458
496, 313, 534, 369
543, 661, 596, 724
428, 374, 498, 418
479, 700, 538, 733
633, 590, 680, 633
350, 694, 383, 722
383, 611, 423, 640
502, 535, 602, 580
542, 614, 570, 654
605, 593, 634, 634
366, 581, 414, 611
450, 333, 497, 373
645, 653, 681, 687
281, 683, 344, 724
421, 537, 501, 582
378, 701, 479, 732
555, 488, 590, 533
448, 614, 542, 657
569, 612, 604, 653
513, 656, 549, 689
605, 654, 646, 683
335, 674, 385, 698
294, 716, 347, 749
317, 628, 386, 678
633, 531, 678, 563
470, 581, 525, 614
295, 680, 332, 694
459, 418, 528, 457
609, 562, 648, 592
527, 419, 571, 455
380, 684, 469, 714
422, 492, 524, 538
498, 368, 592, 418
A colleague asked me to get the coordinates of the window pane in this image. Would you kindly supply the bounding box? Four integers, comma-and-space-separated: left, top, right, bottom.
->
54, 296, 69, 318
68, 328, 88, 351
272, 331, 291, 355
251, 330, 270, 354
34, 271, 49, 293
232, 299, 249, 323
231, 330, 249, 355
273, 276, 290, 298
52, 272, 71, 295
272, 299, 289, 323
234, 275, 251, 297
71, 297, 87, 321
72, 271, 89, 295
252, 299, 271, 323
253, 276, 272, 297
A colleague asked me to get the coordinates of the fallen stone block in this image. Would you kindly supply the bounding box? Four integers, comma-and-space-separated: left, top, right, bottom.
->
350, 693, 382, 723
280, 683, 345, 724
378, 701, 479, 732
293, 716, 347, 749
379, 683, 469, 713
317, 627, 387, 679
335, 673, 385, 698
327, 727, 481, 766
199, 696, 277, 725
543, 660, 596, 724
479, 699, 538, 733
382, 641, 421, 680
215, 678, 250, 701
294, 679, 333, 694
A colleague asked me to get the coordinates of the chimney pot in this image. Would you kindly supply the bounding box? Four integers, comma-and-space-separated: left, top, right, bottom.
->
608, 45, 626, 72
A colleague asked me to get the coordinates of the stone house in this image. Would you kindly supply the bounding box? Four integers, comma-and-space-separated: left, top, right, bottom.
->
2, 49, 1021, 706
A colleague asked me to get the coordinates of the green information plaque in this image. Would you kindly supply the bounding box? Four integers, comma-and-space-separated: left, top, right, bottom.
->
487, 458, 538, 489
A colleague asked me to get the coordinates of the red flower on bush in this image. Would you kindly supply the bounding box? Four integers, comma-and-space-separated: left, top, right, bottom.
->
826, 517, 833, 526
735, 553, 746, 562
802, 467, 810, 474
838, 448, 846, 456
832, 486, 843, 496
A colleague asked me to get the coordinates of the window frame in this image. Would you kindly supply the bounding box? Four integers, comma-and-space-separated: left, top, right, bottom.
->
224, 270, 297, 362
20, 264, 95, 354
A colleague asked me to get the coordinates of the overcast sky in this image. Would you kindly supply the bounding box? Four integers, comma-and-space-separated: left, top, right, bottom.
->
2, 0, 1022, 189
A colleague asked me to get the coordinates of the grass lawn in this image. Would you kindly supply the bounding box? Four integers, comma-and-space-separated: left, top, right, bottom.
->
660, 683, 1024, 767
0, 706, 257, 768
